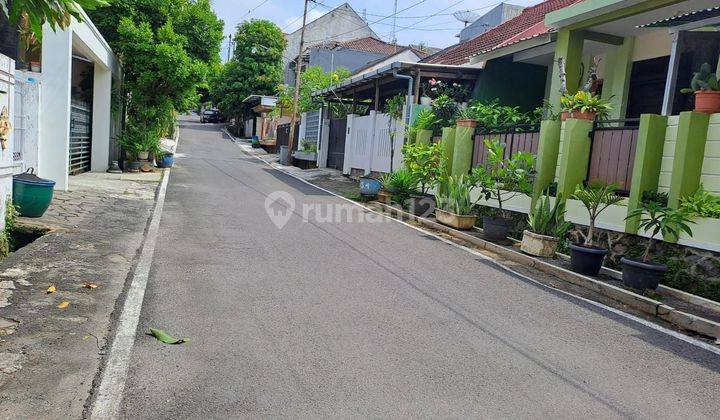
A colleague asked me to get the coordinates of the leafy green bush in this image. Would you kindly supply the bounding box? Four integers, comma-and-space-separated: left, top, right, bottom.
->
560, 91, 612, 118
641, 190, 669, 208
679, 185, 720, 218
387, 168, 418, 205
402, 142, 444, 194
430, 94, 458, 128
528, 193, 571, 238
435, 174, 477, 215
472, 139, 534, 216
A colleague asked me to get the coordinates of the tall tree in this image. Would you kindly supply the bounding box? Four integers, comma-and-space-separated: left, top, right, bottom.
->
211, 19, 286, 119
1, 0, 108, 39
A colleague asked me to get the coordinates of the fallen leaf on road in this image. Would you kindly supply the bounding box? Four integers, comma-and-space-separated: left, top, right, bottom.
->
57, 301, 70, 309
46, 285, 56, 294
83, 282, 98, 289
149, 328, 186, 344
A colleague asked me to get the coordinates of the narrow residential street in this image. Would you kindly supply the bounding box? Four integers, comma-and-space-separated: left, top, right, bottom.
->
111, 118, 720, 418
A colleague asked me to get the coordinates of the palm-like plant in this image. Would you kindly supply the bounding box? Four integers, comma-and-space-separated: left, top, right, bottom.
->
626, 204, 694, 263
571, 182, 624, 247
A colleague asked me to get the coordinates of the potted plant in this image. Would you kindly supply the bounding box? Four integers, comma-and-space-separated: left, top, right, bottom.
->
435, 173, 477, 229
680, 62, 720, 114
473, 139, 534, 241
156, 150, 174, 168
560, 91, 612, 121
402, 142, 443, 216
521, 193, 572, 257
621, 204, 694, 290
386, 168, 418, 207
118, 128, 144, 172
292, 138, 318, 161
455, 106, 477, 128
569, 183, 624, 276
377, 172, 394, 203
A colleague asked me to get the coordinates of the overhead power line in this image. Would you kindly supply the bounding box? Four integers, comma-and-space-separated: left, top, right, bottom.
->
237, 0, 272, 23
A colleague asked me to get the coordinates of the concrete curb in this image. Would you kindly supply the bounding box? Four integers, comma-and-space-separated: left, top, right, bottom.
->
375, 202, 720, 343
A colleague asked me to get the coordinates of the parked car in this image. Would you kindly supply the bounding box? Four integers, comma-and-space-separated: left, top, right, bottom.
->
201, 109, 223, 123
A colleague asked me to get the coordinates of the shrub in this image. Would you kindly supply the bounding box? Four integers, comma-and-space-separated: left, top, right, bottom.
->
402, 142, 444, 194
472, 139, 534, 216
387, 168, 417, 205
679, 185, 720, 218
430, 94, 458, 128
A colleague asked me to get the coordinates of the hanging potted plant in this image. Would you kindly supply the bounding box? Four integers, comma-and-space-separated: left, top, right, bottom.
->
560, 91, 612, 121
473, 139, 534, 241
680, 62, 720, 114
621, 204, 694, 290
569, 183, 624, 276
402, 141, 443, 216
521, 193, 572, 258
435, 173, 478, 229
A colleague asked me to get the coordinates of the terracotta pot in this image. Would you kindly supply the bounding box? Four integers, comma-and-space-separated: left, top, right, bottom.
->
456, 119, 477, 128
520, 230, 559, 258
435, 208, 477, 230
377, 190, 392, 203
30, 61, 40, 72
694, 91, 720, 114
561, 110, 596, 121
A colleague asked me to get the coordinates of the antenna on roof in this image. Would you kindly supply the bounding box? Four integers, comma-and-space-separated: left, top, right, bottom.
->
453, 10, 480, 27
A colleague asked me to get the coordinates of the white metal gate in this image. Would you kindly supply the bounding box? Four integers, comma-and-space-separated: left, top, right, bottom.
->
13, 81, 25, 163
69, 100, 92, 174
344, 111, 404, 175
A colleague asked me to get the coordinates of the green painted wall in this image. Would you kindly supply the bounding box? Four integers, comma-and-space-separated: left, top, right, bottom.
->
532, 120, 562, 202
556, 118, 594, 198
668, 111, 711, 208
547, 29, 585, 113
602, 37, 635, 120
441, 127, 456, 173
625, 114, 668, 233
473, 57, 548, 112
452, 125, 475, 176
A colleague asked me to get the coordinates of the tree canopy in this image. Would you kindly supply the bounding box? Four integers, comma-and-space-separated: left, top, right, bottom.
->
1, 0, 108, 39
277, 65, 351, 113
211, 19, 286, 118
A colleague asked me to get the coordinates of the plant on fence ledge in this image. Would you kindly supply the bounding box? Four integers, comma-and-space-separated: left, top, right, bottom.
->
402, 142, 444, 216
520, 192, 572, 258
407, 109, 439, 143
472, 138, 534, 241
560, 91, 612, 121
568, 182, 623, 276
621, 204, 694, 291
641, 190, 669, 208
680, 62, 720, 114
434, 173, 478, 230
455, 106, 478, 128
679, 185, 720, 219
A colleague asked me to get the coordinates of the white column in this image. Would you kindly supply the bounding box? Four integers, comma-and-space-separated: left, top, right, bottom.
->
91, 64, 111, 172
317, 107, 330, 168
39, 25, 72, 190
342, 114, 355, 175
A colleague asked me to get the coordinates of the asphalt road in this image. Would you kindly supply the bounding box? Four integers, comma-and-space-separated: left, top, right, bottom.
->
120, 118, 720, 418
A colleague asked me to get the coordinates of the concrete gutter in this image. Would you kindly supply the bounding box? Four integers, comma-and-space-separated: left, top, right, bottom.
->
375, 202, 720, 344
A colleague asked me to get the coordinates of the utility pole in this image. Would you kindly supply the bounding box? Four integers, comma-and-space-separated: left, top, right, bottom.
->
391, 0, 398, 50
287, 0, 310, 165
226, 34, 233, 62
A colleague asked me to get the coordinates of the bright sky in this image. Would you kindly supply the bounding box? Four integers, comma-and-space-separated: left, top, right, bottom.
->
212, 0, 543, 55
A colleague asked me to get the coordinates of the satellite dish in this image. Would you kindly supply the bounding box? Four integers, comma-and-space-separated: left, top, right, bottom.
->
453, 10, 480, 27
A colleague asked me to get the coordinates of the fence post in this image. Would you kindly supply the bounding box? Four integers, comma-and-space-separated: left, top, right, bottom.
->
625, 114, 667, 233
441, 127, 456, 173
342, 114, 355, 175
668, 111, 710, 208
531, 120, 562, 203
556, 118, 594, 198
452, 124, 474, 176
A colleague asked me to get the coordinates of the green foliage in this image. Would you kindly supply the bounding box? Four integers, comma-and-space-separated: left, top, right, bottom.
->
386, 168, 418, 205
402, 142, 444, 194
626, 204, 694, 262
431, 94, 458, 128
117, 122, 159, 160
435, 174, 476, 216
2, 0, 108, 40
455, 100, 538, 128
172, 0, 224, 65
679, 185, 720, 218
472, 139, 534, 214
422, 79, 470, 102
299, 138, 317, 153
560, 91, 613, 118
641, 190, 669, 208
407, 109, 440, 141
571, 182, 624, 246
0, 200, 19, 258
681, 62, 720, 93
284, 66, 351, 113
212, 19, 286, 118
384, 93, 405, 121
528, 193, 572, 238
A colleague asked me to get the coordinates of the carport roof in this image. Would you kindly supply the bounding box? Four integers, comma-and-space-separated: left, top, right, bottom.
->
311, 61, 482, 99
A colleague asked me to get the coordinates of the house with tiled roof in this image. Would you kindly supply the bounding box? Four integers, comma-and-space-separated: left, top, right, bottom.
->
305, 36, 429, 77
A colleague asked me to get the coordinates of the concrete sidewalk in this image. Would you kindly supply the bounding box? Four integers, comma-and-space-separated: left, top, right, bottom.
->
0, 171, 161, 419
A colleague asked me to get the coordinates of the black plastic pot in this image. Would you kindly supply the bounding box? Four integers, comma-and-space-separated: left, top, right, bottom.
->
620, 257, 667, 290
407, 194, 435, 217
483, 216, 513, 241
569, 243, 608, 276
127, 161, 141, 172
